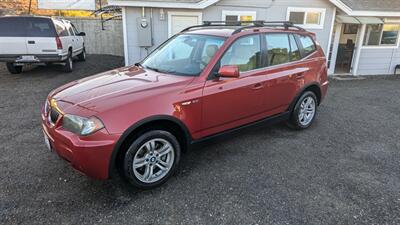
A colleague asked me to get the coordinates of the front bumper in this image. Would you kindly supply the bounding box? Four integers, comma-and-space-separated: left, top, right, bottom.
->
41, 112, 120, 180
0, 54, 67, 63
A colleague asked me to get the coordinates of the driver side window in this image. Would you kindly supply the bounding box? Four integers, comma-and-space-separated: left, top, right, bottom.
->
219, 35, 261, 72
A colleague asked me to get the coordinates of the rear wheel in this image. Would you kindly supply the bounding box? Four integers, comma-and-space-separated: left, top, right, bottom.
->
123, 130, 181, 189
6, 63, 23, 74
287, 91, 318, 130
62, 51, 73, 73
77, 48, 86, 61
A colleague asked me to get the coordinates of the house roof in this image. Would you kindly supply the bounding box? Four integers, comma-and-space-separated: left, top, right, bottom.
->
340, 0, 400, 12
330, 0, 400, 16
109, 0, 400, 16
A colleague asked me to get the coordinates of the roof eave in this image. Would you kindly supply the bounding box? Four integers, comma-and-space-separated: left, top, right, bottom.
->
108, 0, 219, 9
330, 0, 400, 17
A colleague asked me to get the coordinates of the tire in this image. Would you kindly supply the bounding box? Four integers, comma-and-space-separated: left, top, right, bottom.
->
77, 47, 86, 61
123, 130, 181, 189
287, 91, 318, 130
6, 63, 23, 74
62, 51, 73, 73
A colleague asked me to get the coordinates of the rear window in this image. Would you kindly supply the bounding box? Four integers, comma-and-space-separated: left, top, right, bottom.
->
0, 17, 26, 37
26, 18, 56, 37
298, 34, 316, 56
0, 17, 56, 37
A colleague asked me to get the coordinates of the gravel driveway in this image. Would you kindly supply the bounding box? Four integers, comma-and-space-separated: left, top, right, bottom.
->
1, 55, 399, 225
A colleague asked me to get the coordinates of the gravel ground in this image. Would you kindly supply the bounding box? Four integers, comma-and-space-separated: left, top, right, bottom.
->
1, 55, 400, 225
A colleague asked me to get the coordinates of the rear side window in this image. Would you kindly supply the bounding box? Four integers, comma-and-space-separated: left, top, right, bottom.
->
0, 17, 26, 37
26, 18, 56, 37
298, 35, 316, 56
265, 33, 290, 66
54, 20, 69, 37
220, 35, 261, 72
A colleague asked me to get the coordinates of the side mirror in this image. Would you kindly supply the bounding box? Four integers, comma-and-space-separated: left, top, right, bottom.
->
218, 65, 239, 78
78, 32, 86, 36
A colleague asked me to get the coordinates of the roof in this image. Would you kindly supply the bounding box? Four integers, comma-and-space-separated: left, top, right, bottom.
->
108, 0, 400, 16
340, 0, 400, 11
330, 0, 400, 16
108, 0, 218, 9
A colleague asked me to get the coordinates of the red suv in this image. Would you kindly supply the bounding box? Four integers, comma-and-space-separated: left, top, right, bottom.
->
42, 21, 328, 189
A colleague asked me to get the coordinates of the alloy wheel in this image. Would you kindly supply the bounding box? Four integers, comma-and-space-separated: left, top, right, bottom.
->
132, 138, 175, 183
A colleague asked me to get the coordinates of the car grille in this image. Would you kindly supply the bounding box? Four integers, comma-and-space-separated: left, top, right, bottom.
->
48, 108, 60, 125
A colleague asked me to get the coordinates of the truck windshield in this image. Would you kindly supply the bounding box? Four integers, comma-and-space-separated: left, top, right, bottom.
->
142, 34, 226, 76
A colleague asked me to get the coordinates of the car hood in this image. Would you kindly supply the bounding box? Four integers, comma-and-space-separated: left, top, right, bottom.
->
50, 66, 195, 115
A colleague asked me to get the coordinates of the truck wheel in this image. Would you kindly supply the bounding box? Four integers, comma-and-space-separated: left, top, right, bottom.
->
123, 130, 181, 189
62, 51, 73, 73
6, 63, 23, 74
77, 48, 86, 61
287, 91, 318, 130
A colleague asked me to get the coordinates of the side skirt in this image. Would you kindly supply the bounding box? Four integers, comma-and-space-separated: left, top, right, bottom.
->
191, 111, 291, 146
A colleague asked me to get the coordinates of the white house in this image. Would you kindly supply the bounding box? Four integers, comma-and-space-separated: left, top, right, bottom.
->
108, 0, 400, 76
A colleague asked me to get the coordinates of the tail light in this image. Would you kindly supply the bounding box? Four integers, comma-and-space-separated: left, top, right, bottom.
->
55, 36, 63, 49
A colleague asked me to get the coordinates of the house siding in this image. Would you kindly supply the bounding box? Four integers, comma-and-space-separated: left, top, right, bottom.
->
358, 48, 400, 75
124, 0, 336, 65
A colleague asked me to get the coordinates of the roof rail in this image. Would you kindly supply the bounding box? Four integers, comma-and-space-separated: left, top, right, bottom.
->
181, 20, 306, 34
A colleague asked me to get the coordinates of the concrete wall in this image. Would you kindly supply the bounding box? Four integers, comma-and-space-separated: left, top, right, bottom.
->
67, 18, 124, 56
358, 47, 400, 75
123, 0, 336, 65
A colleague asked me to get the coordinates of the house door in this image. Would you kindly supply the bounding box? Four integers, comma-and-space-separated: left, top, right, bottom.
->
334, 24, 360, 74
168, 12, 202, 37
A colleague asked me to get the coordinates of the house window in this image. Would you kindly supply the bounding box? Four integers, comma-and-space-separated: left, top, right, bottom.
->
222, 11, 256, 25
363, 24, 400, 46
287, 7, 326, 29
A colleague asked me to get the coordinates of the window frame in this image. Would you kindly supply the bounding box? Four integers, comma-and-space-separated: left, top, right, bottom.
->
286, 7, 326, 30
362, 23, 400, 48
221, 10, 257, 22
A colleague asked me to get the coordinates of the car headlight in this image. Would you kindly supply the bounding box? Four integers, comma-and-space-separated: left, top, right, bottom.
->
62, 114, 104, 136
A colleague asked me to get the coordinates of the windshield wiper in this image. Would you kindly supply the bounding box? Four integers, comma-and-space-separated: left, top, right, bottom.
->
145, 66, 160, 72
134, 62, 143, 67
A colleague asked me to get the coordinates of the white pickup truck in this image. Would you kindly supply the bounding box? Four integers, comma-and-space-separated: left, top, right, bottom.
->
0, 16, 86, 74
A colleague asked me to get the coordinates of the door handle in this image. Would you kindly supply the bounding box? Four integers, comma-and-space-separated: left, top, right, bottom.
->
27, 40, 35, 44
251, 83, 264, 90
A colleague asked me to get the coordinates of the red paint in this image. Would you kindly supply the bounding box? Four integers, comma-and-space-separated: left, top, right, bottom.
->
42, 27, 328, 180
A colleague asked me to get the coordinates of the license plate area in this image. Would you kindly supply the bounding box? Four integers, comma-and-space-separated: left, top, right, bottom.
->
16, 55, 39, 62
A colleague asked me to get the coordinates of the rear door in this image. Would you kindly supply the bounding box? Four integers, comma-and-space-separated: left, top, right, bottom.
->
0, 17, 28, 55
261, 33, 303, 114
71, 23, 84, 54
25, 17, 58, 55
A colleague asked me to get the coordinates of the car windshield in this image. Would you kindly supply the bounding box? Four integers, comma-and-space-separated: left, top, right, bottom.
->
142, 34, 226, 76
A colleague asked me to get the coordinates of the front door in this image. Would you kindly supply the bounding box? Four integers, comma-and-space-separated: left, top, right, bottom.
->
168, 12, 202, 37
201, 34, 266, 135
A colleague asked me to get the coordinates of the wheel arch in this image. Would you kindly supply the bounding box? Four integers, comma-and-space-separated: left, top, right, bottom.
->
288, 82, 322, 113
108, 115, 192, 178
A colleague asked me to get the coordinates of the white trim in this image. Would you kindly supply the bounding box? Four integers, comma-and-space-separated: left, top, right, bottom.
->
108, 0, 219, 9
122, 7, 129, 66
167, 11, 203, 37
352, 24, 366, 75
221, 10, 257, 21
286, 7, 326, 30
329, 23, 342, 74
329, 0, 400, 17
326, 7, 336, 65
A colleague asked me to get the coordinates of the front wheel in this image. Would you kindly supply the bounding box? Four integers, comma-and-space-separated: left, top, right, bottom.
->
123, 130, 181, 189
6, 63, 23, 74
287, 91, 318, 130
77, 48, 86, 61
